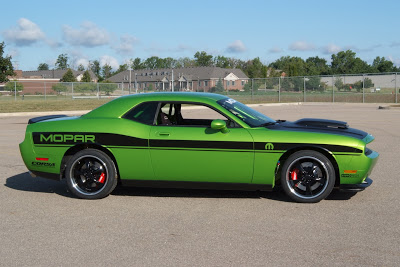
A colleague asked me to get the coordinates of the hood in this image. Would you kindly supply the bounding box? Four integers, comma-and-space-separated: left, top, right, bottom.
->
266, 118, 368, 140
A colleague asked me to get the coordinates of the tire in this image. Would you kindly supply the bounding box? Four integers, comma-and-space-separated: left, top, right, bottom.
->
65, 149, 118, 199
280, 150, 335, 203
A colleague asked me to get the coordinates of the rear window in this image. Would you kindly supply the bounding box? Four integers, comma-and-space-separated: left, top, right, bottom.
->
123, 102, 159, 125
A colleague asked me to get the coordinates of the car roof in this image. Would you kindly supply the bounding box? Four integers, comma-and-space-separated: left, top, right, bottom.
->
83, 92, 228, 119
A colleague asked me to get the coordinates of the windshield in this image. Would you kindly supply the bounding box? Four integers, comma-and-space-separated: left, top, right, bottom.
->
217, 98, 275, 127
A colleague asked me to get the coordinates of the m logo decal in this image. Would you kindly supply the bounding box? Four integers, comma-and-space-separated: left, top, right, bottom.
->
265, 143, 274, 150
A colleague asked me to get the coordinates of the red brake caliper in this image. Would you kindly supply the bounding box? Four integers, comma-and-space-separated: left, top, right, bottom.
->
98, 173, 105, 184
291, 169, 299, 181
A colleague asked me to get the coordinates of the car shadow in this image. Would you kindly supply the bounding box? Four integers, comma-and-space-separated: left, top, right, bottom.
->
5, 172, 357, 202
4, 172, 71, 197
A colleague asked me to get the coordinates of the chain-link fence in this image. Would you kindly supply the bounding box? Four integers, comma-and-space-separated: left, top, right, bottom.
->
0, 72, 399, 103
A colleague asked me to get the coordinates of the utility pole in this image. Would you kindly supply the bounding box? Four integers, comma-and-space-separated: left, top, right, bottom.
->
171, 69, 174, 92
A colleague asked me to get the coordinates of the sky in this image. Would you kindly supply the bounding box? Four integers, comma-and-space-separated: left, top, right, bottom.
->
1, 0, 400, 71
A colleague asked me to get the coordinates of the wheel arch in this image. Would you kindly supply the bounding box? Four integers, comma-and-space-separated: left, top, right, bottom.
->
60, 143, 120, 180
277, 145, 340, 187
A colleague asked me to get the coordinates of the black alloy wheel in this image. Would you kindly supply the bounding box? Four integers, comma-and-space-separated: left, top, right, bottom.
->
281, 150, 335, 203
65, 149, 118, 199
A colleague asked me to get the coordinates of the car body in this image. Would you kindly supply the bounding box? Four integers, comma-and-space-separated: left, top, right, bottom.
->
19, 92, 379, 202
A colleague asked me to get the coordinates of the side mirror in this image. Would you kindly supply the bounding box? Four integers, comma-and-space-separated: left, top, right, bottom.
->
211, 119, 229, 133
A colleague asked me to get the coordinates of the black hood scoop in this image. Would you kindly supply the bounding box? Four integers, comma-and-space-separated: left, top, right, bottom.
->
267, 118, 367, 140
294, 118, 348, 129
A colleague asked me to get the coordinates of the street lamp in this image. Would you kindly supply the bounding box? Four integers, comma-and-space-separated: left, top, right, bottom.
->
129, 67, 132, 94
135, 73, 138, 94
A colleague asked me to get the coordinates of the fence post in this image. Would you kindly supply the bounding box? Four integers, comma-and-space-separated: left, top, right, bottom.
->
332, 76, 335, 103
278, 77, 281, 103
97, 83, 100, 99
44, 82, 47, 101
362, 75, 365, 103
14, 81, 16, 101
303, 77, 306, 102
72, 82, 74, 99
251, 79, 254, 102
396, 73, 398, 104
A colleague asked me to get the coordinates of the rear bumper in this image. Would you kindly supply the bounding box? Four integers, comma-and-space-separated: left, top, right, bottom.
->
339, 177, 373, 192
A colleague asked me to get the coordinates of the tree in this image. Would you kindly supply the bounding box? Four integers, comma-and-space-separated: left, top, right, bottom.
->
5, 81, 23, 92
131, 57, 144, 70
306, 57, 330, 75
52, 84, 68, 95
0, 42, 15, 83
210, 78, 224, 92
61, 69, 76, 82
81, 70, 91, 82
243, 57, 268, 78
330, 50, 370, 74
371, 56, 396, 73
176, 57, 196, 68
77, 64, 85, 71
37, 63, 49, 71
55, 54, 69, 70
214, 56, 231, 68
194, 51, 213, 67
334, 77, 344, 91
99, 80, 117, 95
90, 60, 101, 78
102, 64, 113, 79
269, 56, 307, 76
306, 77, 323, 91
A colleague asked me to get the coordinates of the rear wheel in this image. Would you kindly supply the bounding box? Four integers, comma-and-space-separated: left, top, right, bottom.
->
65, 149, 118, 199
281, 150, 335, 203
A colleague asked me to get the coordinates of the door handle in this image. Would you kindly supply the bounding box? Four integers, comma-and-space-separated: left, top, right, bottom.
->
157, 132, 170, 137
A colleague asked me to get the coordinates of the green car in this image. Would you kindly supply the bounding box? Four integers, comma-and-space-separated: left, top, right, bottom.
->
19, 92, 378, 202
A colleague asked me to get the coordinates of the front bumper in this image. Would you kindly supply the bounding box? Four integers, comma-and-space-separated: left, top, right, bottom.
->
339, 177, 373, 192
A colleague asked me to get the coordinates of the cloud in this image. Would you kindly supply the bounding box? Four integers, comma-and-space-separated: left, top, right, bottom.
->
388, 56, 400, 66
3, 18, 45, 46
100, 55, 119, 70
226, 40, 247, 53
114, 34, 139, 55
321, 44, 341, 54
62, 21, 110, 47
289, 41, 316, 51
268, 47, 283, 53
389, 42, 400, 47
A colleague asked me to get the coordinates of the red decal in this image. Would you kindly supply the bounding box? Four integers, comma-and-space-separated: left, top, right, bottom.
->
36, 158, 49, 161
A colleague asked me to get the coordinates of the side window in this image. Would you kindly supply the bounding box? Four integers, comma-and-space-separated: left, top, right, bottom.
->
156, 102, 237, 128
180, 104, 225, 121
123, 102, 159, 125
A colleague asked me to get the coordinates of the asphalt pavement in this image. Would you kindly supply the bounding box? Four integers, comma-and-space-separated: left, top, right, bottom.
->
0, 103, 399, 266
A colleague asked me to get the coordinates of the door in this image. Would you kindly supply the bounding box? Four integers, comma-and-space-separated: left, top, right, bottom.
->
149, 102, 254, 183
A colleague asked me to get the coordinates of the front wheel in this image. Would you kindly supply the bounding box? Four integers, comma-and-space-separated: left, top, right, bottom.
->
281, 150, 335, 203
65, 149, 118, 199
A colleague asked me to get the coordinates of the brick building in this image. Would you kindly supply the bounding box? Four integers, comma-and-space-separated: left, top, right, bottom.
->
108, 66, 249, 92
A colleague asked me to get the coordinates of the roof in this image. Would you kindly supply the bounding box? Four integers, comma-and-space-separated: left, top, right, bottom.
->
107, 66, 249, 83
84, 92, 228, 119
22, 69, 97, 80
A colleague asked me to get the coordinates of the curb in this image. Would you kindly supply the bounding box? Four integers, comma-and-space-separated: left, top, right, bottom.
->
0, 110, 91, 117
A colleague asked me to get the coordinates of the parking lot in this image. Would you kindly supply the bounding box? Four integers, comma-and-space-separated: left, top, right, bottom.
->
0, 103, 399, 266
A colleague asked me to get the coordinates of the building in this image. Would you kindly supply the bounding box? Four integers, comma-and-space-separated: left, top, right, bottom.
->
1, 69, 98, 95
107, 66, 249, 92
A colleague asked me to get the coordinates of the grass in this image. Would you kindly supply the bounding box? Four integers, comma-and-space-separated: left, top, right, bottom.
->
0, 98, 112, 113
0, 91, 398, 113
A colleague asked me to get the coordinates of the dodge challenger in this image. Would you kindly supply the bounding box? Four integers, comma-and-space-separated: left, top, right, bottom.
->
19, 92, 379, 202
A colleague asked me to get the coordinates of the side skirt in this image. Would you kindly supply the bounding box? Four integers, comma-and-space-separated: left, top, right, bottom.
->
120, 179, 273, 191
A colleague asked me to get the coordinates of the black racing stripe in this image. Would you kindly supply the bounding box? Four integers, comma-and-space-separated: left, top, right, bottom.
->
149, 139, 253, 150
254, 142, 362, 153
32, 132, 361, 153
33, 132, 148, 147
